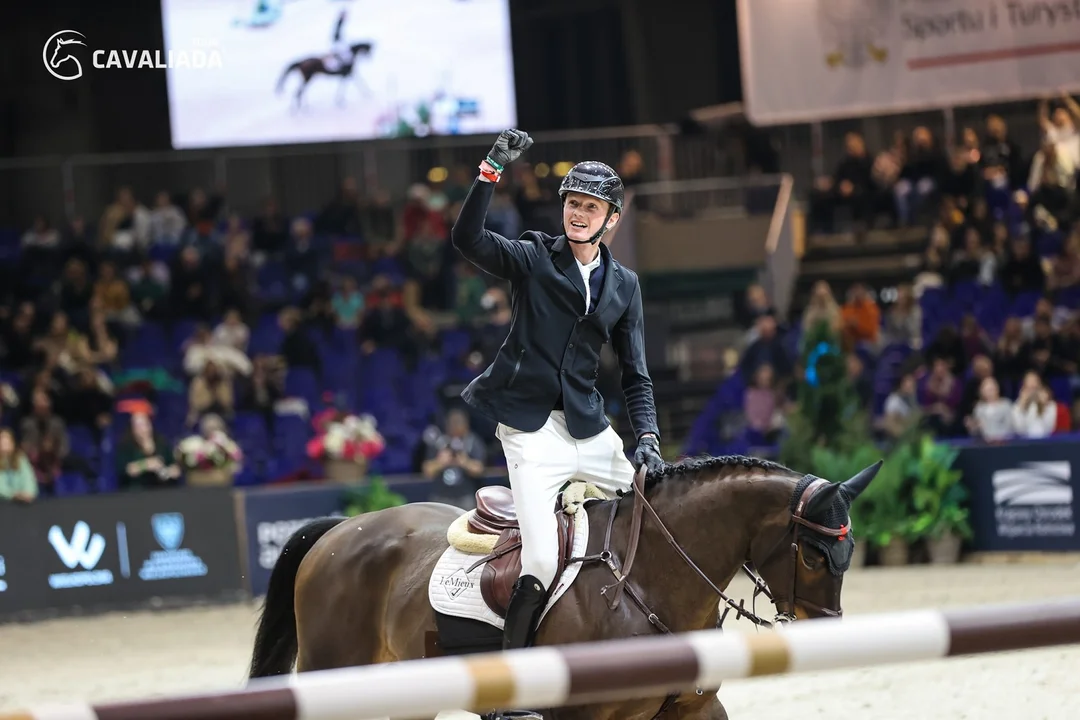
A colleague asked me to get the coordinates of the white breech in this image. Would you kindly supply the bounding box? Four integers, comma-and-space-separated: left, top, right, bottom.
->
496, 411, 636, 590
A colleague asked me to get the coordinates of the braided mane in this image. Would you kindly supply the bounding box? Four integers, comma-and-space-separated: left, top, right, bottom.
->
645, 454, 801, 491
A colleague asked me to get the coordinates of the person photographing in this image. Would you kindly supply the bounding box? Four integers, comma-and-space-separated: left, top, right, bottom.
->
451, 128, 664, 720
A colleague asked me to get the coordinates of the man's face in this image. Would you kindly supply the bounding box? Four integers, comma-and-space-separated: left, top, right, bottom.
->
757, 315, 776, 338
845, 133, 865, 156
447, 411, 469, 437
563, 192, 616, 244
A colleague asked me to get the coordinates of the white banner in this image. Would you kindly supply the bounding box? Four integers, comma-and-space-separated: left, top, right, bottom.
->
736, 0, 1080, 125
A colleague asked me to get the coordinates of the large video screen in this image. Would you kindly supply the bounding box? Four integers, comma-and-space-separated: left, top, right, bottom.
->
161, 0, 517, 149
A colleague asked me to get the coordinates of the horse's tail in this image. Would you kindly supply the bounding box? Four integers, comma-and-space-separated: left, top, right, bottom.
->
248, 516, 345, 679
276, 61, 304, 93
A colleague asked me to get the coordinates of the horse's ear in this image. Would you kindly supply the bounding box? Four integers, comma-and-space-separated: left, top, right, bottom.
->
840, 460, 883, 503
803, 482, 841, 522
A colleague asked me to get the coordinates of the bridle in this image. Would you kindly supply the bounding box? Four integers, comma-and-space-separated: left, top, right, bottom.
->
570, 469, 848, 718
745, 477, 848, 623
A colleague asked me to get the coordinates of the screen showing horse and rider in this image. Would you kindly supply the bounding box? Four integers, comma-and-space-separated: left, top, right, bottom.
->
161, 0, 518, 148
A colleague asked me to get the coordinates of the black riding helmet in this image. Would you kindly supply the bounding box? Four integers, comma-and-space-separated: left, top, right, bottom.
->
558, 161, 625, 244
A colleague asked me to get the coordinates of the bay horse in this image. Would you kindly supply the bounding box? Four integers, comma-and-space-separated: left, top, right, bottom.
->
248, 454, 882, 719
275, 41, 374, 111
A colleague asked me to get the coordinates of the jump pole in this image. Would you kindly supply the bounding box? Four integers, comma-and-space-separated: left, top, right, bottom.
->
3, 596, 1079, 720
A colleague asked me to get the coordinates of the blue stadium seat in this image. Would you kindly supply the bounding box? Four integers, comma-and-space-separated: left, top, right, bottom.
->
54, 472, 89, 497
249, 313, 285, 356
284, 367, 321, 409
1047, 376, 1072, 404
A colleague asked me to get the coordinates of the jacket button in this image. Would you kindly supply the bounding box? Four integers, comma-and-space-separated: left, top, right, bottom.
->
577, 317, 584, 323
568, 343, 574, 349
562, 369, 568, 375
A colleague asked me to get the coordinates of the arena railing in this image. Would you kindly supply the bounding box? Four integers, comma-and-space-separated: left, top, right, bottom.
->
3, 595, 1077, 720
0, 123, 739, 230
689, 97, 1049, 198
1, 97, 1048, 233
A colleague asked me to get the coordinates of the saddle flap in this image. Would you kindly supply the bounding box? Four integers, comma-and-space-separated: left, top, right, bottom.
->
479, 510, 577, 618
480, 528, 522, 616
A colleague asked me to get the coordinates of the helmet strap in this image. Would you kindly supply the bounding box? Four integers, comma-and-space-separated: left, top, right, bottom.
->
566, 205, 616, 245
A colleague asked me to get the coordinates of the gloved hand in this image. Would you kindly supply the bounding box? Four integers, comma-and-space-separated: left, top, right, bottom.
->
633, 434, 664, 475
485, 128, 533, 172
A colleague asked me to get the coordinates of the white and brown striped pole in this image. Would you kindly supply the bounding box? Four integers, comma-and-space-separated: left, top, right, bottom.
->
4, 596, 1080, 720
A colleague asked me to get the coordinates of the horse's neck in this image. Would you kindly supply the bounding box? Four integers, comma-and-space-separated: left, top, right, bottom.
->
619, 475, 792, 633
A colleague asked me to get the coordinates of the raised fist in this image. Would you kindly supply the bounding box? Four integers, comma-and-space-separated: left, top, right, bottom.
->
486, 128, 533, 171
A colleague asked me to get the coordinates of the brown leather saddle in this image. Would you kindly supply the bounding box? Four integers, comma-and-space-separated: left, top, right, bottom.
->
465, 485, 577, 618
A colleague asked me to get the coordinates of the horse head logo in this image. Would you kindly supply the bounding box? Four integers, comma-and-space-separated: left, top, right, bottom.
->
152, 513, 185, 551
43, 30, 87, 81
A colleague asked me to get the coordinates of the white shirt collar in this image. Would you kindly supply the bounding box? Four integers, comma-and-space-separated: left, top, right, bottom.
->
576, 248, 602, 313
576, 249, 602, 272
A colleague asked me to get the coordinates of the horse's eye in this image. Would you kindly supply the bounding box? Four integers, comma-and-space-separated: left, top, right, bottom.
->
801, 549, 825, 570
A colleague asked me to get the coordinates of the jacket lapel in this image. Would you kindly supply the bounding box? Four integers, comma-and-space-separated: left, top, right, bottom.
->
592, 243, 622, 317
551, 236, 587, 304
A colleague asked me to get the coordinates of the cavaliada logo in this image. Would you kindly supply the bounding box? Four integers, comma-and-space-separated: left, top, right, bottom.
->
138, 513, 208, 581
47, 521, 114, 589
0, 554, 7, 593
992, 461, 1075, 538
43, 29, 222, 82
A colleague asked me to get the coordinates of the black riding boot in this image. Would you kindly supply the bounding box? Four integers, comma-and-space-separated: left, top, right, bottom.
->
481, 575, 548, 720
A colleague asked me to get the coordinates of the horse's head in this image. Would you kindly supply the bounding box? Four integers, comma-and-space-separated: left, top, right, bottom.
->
748, 460, 881, 623
350, 42, 374, 57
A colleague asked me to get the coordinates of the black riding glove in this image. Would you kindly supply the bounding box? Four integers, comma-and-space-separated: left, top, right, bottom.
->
485, 128, 533, 172
633, 435, 664, 475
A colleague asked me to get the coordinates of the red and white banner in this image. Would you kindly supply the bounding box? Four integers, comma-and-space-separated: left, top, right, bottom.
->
736, 0, 1080, 125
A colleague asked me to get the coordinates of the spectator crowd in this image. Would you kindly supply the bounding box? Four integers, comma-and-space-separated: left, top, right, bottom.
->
691, 93, 1080, 455
5, 92, 1078, 505
0, 149, 649, 503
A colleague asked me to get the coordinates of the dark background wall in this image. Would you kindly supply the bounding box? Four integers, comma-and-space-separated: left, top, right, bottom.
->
0, 0, 742, 158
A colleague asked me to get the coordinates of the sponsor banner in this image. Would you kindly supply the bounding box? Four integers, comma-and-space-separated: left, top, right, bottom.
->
240, 484, 347, 598
0, 487, 243, 618
736, 0, 1080, 125
956, 439, 1080, 552
238, 478, 465, 596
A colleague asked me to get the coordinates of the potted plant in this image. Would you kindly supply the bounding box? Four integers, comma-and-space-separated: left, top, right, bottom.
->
906, 434, 972, 564
342, 477, 407, 516
854, 440, 918, 566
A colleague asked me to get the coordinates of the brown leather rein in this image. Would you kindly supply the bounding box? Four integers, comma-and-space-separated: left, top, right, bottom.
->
567, 468, 847, 718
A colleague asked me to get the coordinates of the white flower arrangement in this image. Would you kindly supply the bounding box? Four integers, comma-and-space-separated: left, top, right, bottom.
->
175, 430, 243, 472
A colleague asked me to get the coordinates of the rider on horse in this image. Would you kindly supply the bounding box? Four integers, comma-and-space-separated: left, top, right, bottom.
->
451, 129, 666, 720
322, 9, 351, 72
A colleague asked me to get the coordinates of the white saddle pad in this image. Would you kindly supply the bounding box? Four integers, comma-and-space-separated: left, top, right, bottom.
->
427, 505, 592, 630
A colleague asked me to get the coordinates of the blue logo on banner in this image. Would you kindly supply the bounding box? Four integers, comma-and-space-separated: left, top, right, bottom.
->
138, 512, 208, 581
152, 513, 185, 551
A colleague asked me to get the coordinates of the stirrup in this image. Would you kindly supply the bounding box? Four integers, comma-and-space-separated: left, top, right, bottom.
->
482, 712, 543, 720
